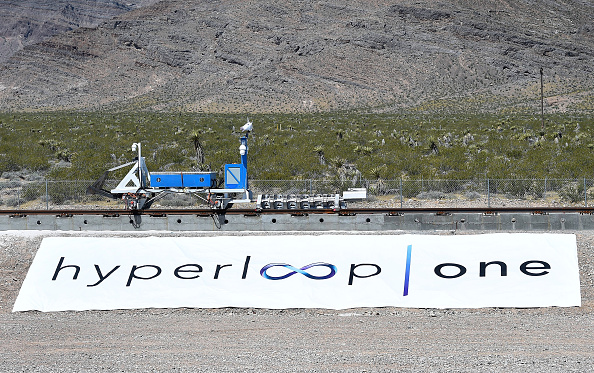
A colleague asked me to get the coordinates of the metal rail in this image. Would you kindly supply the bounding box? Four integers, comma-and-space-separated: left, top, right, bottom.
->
1, 207, 594, 216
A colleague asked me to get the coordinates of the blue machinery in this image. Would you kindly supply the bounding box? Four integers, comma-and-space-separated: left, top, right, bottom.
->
88, 121, 366, 210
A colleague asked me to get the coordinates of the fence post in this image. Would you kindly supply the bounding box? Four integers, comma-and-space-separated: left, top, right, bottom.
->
45, 179, 49, 210
400, 178, 403, 208
487, 178, 490, 208
584, 178, 588, 207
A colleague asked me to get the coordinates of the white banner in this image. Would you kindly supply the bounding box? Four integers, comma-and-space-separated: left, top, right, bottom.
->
13, 234, 581, 312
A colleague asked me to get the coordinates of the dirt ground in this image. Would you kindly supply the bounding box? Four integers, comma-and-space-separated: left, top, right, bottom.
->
1, 231, 594, 372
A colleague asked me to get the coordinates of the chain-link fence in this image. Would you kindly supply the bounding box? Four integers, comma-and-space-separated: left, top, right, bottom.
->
0, 180, 114, 210
1, 178, 593, 209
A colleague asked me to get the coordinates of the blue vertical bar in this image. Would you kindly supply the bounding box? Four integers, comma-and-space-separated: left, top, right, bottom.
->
240, 135, 248, 189
403, 245, 412, 296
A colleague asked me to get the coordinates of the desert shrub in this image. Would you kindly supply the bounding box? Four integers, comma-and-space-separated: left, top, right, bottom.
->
3, 196, 20, 207
48, 186, 73, 204
464, 191, 482, 200
491, 179, 544, 199
1, 112, 594, 183
558, 182, 585, 203
417, 191, 447, 200
21, 183, 45, 202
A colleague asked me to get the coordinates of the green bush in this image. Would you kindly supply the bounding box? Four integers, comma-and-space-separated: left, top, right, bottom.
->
21, 183, 45, 202
558, 182, 586, 203
493, 180, 544, 199
48, 184, 76, 204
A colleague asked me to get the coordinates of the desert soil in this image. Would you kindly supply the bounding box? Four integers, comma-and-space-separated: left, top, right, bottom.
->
1, 230, 593, 372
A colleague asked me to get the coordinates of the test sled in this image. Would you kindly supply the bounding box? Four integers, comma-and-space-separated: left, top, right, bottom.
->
87, 121, 366, 210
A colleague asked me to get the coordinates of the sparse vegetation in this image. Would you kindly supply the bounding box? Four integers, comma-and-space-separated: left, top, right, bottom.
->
1, 112, 594, 182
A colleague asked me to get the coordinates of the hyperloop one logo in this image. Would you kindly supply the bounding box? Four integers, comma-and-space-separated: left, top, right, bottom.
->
260, 245, 413, 297
260, 262, 337, 280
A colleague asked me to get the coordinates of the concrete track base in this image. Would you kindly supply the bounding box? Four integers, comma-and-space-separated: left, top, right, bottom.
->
1, 212, 593, 231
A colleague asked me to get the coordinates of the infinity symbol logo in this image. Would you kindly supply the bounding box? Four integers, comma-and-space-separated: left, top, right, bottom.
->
260, 262, 337, 280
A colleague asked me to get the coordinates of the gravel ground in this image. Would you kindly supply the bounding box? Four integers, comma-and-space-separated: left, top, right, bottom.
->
1, 230, 594, 372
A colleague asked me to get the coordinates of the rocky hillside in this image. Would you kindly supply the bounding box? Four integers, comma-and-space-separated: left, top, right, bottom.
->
0, 0, 593, 113
0, 0, 159, 64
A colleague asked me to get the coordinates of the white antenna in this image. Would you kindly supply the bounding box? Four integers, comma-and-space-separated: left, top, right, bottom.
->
240, 118, 253, 132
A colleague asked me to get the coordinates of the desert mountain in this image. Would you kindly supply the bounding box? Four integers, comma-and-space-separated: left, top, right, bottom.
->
0, 0, 159, 64
0, 0, 593, 113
